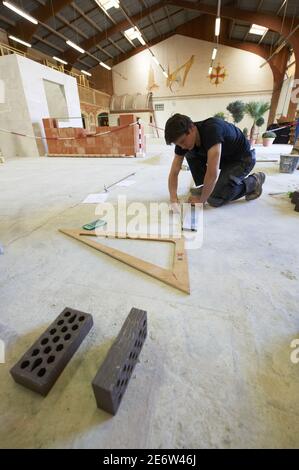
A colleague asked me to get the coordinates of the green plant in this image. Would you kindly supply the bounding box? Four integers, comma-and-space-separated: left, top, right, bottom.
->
245, 101, 271, 141
214, 112, 225, 120
256, 117, 265, 127
243, 128, 248, 138
262, 131, 276, 138
226, 100, 245, 124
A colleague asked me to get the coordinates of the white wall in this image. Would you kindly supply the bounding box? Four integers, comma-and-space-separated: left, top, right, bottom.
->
0, 54, 37, 158
43, 79, 68, 119
152, 92, 272, 138
113, 35, 273, 96
17, 55, 82, 153
112, 35, 273, 136
0, 54, 82, 158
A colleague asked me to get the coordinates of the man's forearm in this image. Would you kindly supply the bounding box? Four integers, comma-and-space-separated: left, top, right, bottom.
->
168, 172, 179, 201
199, 173, 218, 203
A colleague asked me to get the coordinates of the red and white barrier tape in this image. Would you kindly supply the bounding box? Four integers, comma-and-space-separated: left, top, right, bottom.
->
148, 123, 165, 132
0, 121, 138, 141
148, 120, 299, 133
2, 118, 296, 143
267, 120, 299, 132
137, 120, 142, 153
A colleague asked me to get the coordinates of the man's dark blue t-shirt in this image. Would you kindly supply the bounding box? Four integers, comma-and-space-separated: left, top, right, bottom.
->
174, 118, 251, 167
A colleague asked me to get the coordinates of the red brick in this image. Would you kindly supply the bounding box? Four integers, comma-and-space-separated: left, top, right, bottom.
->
119, 114, 135, 126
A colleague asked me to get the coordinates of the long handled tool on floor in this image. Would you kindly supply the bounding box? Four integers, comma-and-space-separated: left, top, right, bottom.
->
103, 172, 136, 193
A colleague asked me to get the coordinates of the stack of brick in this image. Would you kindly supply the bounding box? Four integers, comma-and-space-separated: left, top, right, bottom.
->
42, 114, 145, 157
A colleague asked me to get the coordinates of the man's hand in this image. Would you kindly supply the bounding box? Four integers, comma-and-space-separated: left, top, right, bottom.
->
170, 199, 181, 213
187, 195, 202, 204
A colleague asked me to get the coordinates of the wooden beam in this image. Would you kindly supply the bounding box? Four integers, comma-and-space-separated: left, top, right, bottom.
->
0, 14, 14, 26
32, 34, 65, 53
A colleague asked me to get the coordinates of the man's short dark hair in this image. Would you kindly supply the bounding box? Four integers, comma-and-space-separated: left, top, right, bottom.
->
164, 113, 193, 145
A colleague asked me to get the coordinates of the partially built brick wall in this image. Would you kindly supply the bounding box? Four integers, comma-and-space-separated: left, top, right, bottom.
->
43, 114, 145, 157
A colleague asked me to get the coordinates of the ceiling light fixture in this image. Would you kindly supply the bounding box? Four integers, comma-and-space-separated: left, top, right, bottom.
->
53, 56, 68, 65
215, 0, 221, 37
124, 27, 146, 46
94, 0, 119, 11
81, 70, 92, 77
249, 24, 268, 36
9, 35, 31, 47
3, 1, 38, 24
100, 61, 111, 70
66, 40, 85, 54
212, 47, 217, 60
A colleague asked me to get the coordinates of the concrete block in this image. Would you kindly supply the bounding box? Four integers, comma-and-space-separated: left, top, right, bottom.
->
10, 307, 93, 396
92, 307, 147, 415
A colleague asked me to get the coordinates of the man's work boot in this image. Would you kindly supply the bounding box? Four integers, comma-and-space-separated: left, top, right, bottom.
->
245, 172, 266, 201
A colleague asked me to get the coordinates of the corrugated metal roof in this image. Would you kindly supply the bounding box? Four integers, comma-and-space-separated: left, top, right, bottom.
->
0, 0, 296, 69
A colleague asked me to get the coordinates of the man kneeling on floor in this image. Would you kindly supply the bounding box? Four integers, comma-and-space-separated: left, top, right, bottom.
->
165, 113, 266, 208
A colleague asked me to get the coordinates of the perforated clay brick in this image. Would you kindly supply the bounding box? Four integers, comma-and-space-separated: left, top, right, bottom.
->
92, 307, 147, 415
291, 191, 299, 205
10, 307, 93, 396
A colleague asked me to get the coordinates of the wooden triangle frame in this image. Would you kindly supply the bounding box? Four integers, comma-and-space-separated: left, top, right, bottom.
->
59, 228, 190, 294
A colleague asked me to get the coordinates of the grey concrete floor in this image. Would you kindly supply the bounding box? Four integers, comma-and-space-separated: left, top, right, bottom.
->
0, 143, 299, 449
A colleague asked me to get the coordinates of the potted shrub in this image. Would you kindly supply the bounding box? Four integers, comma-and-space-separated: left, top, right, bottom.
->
262, 131, 276, 147
245, 101, 271, 145
255, 117, 265, 142
214, 112, 226, 120
226, 100, 245, 124
243, 128, 249, 139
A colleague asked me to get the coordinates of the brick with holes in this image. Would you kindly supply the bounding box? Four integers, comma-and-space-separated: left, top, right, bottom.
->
291, 190, 299, 205
10, 307, 93, 396
92, 307, 147, 415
